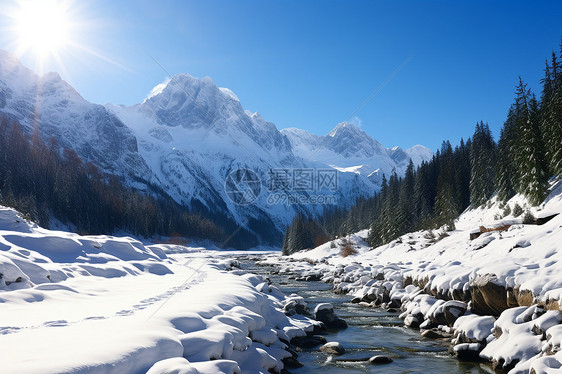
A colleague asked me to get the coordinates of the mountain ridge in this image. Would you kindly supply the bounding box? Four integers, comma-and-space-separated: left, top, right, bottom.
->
0, 50, 433, 245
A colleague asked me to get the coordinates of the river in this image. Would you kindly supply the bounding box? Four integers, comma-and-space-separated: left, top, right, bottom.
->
240, 256, 493, 374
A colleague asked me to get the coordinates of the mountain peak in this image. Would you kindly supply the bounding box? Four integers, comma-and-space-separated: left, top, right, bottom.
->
41, 71, 62, 82
144, 73, 227, 104
219, 87, 240, 102
0, 50, 434, 246
328, 121, 364, 138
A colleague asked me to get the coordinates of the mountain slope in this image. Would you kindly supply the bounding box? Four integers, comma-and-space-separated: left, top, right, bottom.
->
106, 74, 385, 240
0, 50, 432, 245
0, 50, 151, 181
281, 123, 432, 181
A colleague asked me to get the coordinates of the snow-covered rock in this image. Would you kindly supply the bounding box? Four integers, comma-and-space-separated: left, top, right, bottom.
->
259, 182, 562, 371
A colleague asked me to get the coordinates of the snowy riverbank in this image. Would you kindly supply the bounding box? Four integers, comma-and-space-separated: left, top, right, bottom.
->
0, 206, 321, 374
261, 184, 562, 373
1, 180, 561, 373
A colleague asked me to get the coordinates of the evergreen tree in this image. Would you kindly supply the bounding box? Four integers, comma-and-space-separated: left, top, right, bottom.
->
495, 107, 518, 201
399, 159, 416, 229
283, 40, 562, 254
413, 162, 432, 228
434, 142, 459, 230
469, 121, 496, 206
513, 78, 549, 205
540, 53, 562, 177
281, 225, 289, 255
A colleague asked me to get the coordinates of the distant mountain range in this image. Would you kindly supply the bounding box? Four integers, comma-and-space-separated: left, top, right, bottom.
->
0, 50, 432, 244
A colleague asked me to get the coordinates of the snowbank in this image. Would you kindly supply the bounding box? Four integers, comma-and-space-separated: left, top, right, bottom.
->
260, 184, 562, 372
0, 206, 317, 373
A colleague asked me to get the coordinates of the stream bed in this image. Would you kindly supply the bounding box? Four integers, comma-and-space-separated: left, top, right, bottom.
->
240, 257, 493, 374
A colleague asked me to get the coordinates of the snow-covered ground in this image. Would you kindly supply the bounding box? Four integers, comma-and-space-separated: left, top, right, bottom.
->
2, 178, 561, 373
0, 206, 319, 374
262, 180, 562, 373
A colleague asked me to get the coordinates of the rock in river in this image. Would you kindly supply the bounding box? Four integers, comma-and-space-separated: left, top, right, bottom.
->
369, 355, 393, 364
320, 342, 346, 355
313, 303, 348, 329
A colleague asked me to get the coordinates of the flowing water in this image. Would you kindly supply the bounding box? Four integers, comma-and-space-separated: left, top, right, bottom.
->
240, 258, 493, 374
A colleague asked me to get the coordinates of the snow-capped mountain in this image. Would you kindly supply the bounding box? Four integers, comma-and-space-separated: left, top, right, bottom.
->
281, 123, 433, 184
0, 50, 432, 245
106, 74, 382, 242
0, 50, 151, 181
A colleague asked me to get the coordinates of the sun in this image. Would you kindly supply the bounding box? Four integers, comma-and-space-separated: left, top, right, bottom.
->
13, 0, 71, 58
2, 0, 132, 77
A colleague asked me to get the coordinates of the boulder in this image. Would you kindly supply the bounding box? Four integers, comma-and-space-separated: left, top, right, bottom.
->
291, 335, 327, 348
388, 298, 401, 309
451, 288, 471, 302
283, 296, 309, 316
443, 301, 467, 326
369, 355, 393, 364
320, 342, 346, 355
314, 303, 348, 329
449, 343, 483, 361
404, 311, 424, 329
312, 322, 326, 333
470, 274, 510, 316
421, 329, 449, 339
492, 358, 519, 372
305, 273, 321, 281
282, 356, 303, 368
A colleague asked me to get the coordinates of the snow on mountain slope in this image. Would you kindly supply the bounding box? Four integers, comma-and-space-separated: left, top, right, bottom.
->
405, 144, 434, 166
106, 74, 378, 236
107, 76, 306, 235
281, 122, 432, 180
0, 205, 320, 373
0, 50, 431, 245
0, 50, 152, 181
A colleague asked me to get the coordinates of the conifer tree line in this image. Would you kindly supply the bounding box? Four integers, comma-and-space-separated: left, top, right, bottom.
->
0, 117, 263, 247
282, 41, 562, 255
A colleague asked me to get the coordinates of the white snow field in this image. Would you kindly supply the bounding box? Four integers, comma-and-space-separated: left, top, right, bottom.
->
0, 206, 319, 374
264, 180, 562, 373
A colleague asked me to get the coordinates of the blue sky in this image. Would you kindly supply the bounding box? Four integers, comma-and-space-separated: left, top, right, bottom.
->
1, 0, 561, 151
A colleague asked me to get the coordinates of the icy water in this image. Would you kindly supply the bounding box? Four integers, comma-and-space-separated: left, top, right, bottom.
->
240, 258, 493, 374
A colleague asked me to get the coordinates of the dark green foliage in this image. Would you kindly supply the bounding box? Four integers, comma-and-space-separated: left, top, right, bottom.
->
282, 214, 330, 255
512, 203, 524, 217
433, 141, 461, 231
512, 78, 549, 205
502, 204, 511, 217
540, 52, 562, 178
470, 121, 496, 206
0, 117, 267, 248
522, 210, 536, 224
495, 107, 518, 201
283, 40, 562, 254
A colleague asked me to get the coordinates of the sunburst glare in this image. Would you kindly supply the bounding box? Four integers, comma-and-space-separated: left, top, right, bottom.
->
14, 0, 71, 57
1, 0, 131, 77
